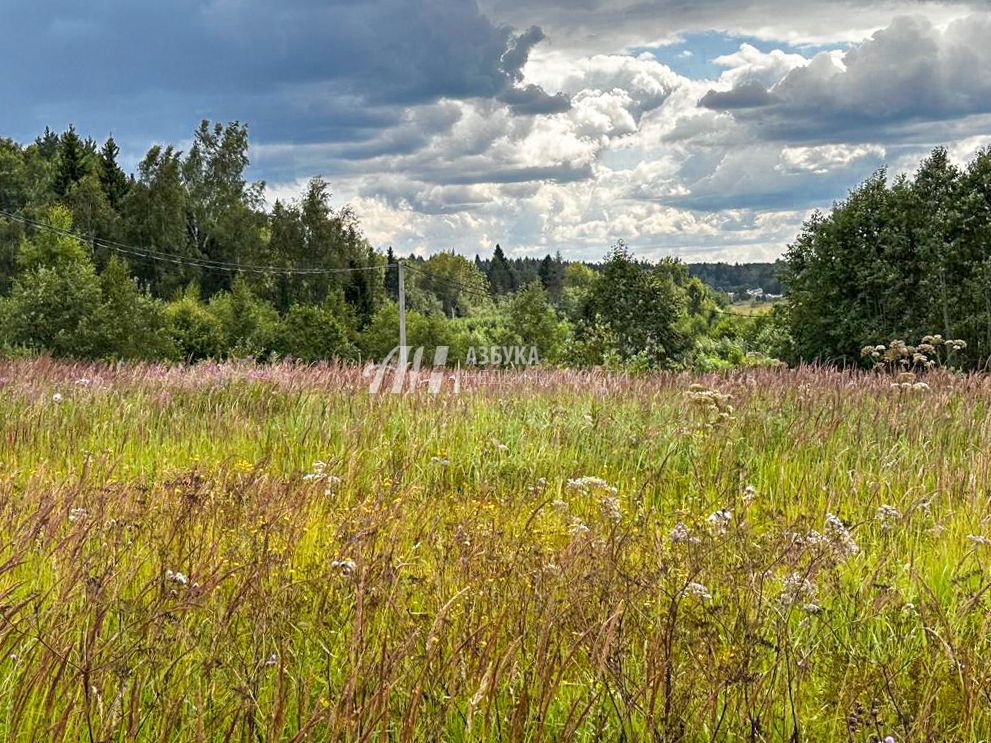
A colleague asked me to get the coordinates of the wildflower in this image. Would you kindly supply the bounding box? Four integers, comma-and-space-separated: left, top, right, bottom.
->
331, 559, 357, 575
550, 499, 569, 513
322, 475, 342, 496
568, 519, 591, 536
707, 508, 732, 534
566, 476, 617, 494
74, 378, 91, 387
669, 521, 697, 544
967, 534, 991, 546
684, 582, 711, 601
802, 603, 822, 615
430, 456, 450, 466
875, 504, 901, 531
912, 382, 930, 392
743, 484, 758, 503
165, 569, 188, 586
779, 572, 817, 607
599, 495, 622, 522
51, 393, 63, 403
68, 508, 88, 523
528, 477, 547, 495
824, 513, 859, 559
303, 460, 329, 481
264, 653, 278, 667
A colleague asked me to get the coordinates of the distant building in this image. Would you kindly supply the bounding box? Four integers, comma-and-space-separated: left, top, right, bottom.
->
746, 287, 764, 299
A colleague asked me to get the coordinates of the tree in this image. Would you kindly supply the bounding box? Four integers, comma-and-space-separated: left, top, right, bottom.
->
415, 253, 490, 317
578, 242, 688, 366
98, 136, 130, 209
0, 206, 104, 357
538, 253, 564, 302
97, 255, 175, 359
121, 145, 194, 295
54, 125, 90, 196
487, 244, 517, 295
506, 281, 566, 362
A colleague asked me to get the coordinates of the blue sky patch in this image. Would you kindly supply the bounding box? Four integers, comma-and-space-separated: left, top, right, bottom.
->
635, 31, 848, 80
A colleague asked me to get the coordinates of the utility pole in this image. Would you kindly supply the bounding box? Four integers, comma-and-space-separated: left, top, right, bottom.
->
397, 259, 407, 369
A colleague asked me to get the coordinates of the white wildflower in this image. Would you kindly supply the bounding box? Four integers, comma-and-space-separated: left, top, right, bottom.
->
550, 499, 569, 513
599, 495, 622, 523
743, 484, 758, 504
165, 569, 188, 586
779, 572, 817, 608
568, 519, 591, 536
68, 508, 88, 523
264, 653, 278, 667
566, 476, 617, 494
331, 559, 357, 575
707, 508, 732, 535
684, 582, 711, 601
669, 521, 697, 544
875, 504, 901, 531
824, 513, 859, 559
51, 393, 63, 403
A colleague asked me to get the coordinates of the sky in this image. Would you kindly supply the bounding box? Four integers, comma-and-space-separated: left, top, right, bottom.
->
3, 1, 991, 263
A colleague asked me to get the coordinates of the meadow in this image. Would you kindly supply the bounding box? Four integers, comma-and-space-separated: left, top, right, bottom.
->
2, 359, 991, 741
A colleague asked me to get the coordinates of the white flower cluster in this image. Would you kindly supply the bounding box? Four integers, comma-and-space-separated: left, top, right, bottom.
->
566, 476, 617, 494
165, 569, 188, 586
599, 495, 622, 523
670, 521, 699, 545
779, 572, 818, 608
875, 504, 901, 531
303, 461, 342, 494
824, 513, 859, 559
707, 508, 732, 535
684, 582, 712, 601
331, 559, 357, 575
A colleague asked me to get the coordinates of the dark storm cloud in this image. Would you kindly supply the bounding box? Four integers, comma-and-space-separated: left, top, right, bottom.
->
0, 0, 558, 144
499, 84, 572, 115
699, 81, 777, 110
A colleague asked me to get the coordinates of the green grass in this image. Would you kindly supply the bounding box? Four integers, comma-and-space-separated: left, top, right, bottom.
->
2, 359, 991, 740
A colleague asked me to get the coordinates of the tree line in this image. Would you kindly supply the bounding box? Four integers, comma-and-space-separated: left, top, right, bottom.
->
0, 121, 784, 369
783, 146, 991, 368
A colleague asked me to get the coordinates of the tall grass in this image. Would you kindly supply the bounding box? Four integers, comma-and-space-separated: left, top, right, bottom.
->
2, 358, 991, 739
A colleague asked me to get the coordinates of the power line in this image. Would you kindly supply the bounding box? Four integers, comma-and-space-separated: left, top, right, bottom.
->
404, 262, 493, 301
0, 209, 390, 276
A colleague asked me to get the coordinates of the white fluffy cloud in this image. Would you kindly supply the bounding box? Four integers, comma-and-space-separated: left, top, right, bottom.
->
260, 6, 991, 263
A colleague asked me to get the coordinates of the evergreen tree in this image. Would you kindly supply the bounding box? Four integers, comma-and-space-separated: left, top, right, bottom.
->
487, 244, 517, 295
98, 136, 130, 209
54, 125, 89, 196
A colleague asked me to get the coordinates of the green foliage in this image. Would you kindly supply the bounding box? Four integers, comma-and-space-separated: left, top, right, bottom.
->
783, 146, 991, 366
576, 242, 688, 367
275, 301, 357, 362
0, 207, 105, 357
166, 287, 226, 361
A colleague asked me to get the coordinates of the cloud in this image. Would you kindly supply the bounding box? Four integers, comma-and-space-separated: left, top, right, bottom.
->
0, 0, 563, 141
702, 14, 991, 140
700, 81, 778, 109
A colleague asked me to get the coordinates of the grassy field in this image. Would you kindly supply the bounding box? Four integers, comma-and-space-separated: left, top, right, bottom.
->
2, 359, 991, 740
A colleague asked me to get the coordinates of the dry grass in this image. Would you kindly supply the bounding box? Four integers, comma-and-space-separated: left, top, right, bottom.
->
2, 358, 991, 740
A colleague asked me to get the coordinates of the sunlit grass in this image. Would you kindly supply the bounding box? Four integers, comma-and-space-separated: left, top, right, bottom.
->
2, 358, 991, 739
